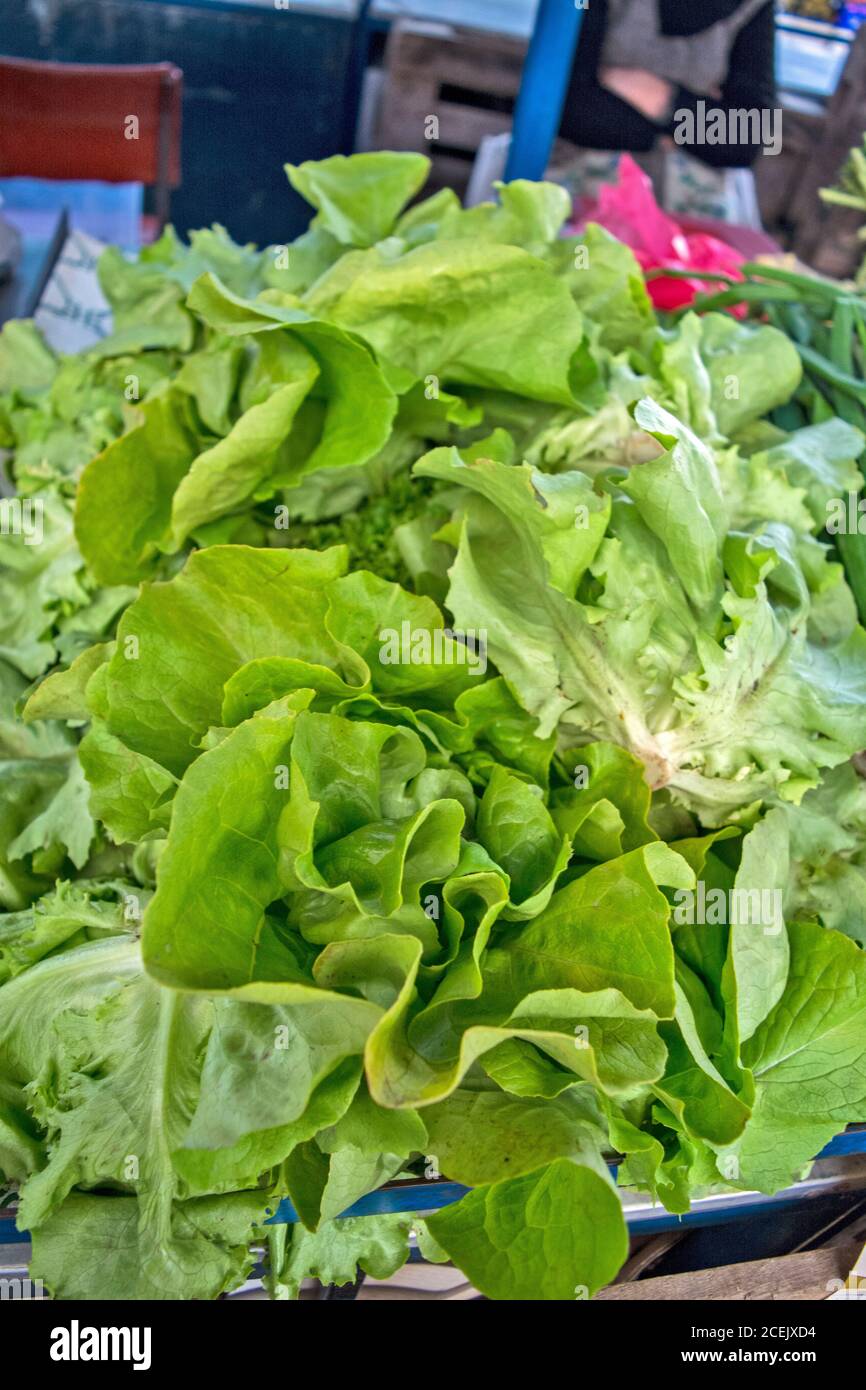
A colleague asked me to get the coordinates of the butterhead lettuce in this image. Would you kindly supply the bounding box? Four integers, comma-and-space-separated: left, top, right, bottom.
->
1, 152, 866, 1302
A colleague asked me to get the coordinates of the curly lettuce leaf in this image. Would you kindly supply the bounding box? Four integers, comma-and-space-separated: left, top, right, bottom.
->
419, 409, 866, 822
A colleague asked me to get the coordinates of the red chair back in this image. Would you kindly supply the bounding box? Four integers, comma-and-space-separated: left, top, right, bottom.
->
0, 56, 182, 224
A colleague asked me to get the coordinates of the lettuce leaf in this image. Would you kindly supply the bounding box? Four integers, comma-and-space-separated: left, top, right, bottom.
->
418, 406, 866, 823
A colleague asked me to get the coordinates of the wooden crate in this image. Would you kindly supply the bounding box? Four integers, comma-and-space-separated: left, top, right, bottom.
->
597, 1241, 862, 1301
375, 19, 526, 194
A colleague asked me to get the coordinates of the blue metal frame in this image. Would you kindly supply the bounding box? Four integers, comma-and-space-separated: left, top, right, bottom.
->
503, 0, 586, 182
818, 1128, 866, 1159
260, 1127, 866, 1228
2, 1130, 865, 1247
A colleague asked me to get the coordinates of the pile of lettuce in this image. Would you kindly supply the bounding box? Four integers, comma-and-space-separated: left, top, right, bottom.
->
2, 153, 866, 1301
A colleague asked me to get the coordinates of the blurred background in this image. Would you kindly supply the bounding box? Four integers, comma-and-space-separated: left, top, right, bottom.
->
2, 0, 866, 312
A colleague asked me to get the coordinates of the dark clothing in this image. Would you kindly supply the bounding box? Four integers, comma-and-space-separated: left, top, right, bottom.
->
559, 0, 777, 168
